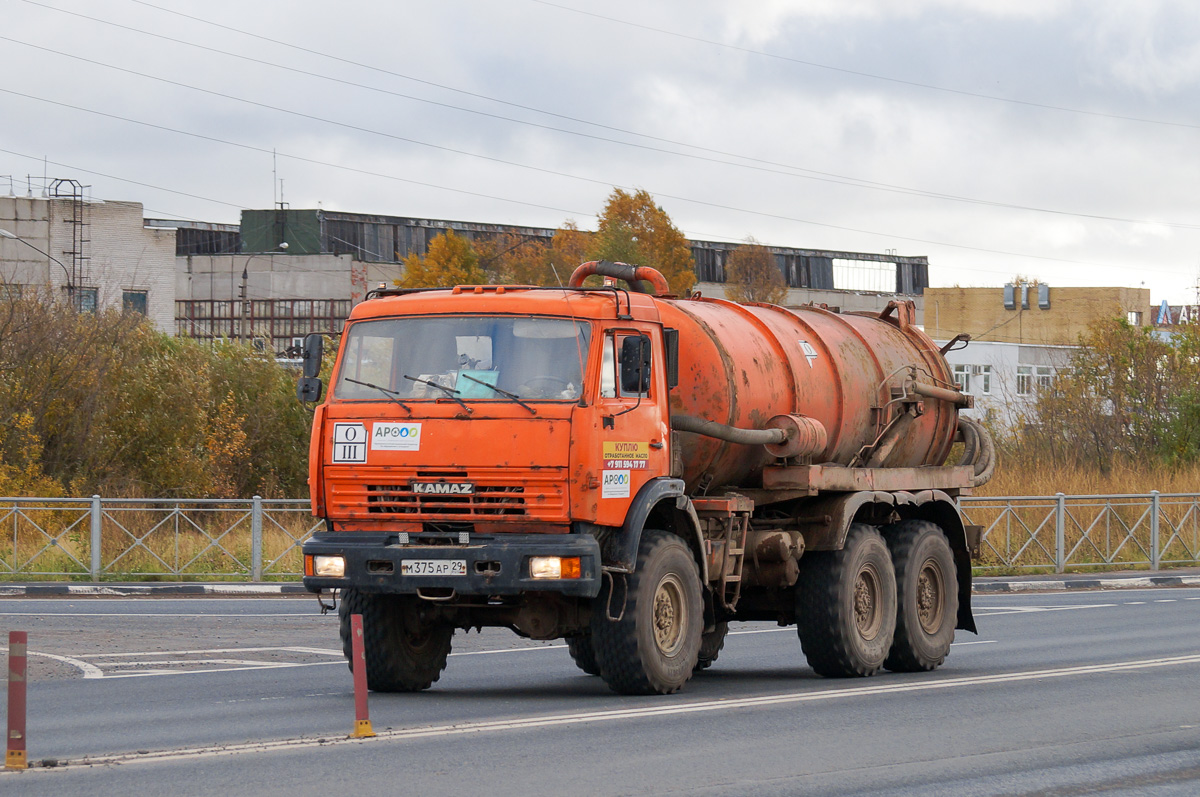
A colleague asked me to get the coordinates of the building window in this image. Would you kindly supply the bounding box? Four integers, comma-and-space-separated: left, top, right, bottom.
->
75, 287, 98, 313
123, 290, 148, 315
953, 363, 970, 393
0, 283, 22, 301
1036, 366, 1054, 390
973, 365, 992, 395
1017, 365, 1032, 396
1127, 311, 1143, 326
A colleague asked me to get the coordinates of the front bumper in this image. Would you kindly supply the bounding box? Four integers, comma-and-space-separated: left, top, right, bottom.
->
302, 531, 602, 598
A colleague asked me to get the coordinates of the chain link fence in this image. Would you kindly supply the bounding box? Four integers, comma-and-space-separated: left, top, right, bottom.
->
2, 492, 1197, 580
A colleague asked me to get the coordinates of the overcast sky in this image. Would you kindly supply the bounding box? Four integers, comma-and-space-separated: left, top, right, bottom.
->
4, 0, 1200, 302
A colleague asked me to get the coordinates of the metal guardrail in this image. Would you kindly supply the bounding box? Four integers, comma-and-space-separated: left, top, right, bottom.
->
1, 492, 1196, 580
961, 491, 1200, 573
0, 497, 320, 581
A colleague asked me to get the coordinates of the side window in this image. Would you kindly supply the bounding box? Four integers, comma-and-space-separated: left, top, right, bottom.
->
599, 332, 652, 399
600, 335, 617, 398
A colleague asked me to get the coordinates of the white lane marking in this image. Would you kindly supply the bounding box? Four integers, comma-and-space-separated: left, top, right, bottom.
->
973, 603, 1116, 617
450, 645, 565, 657
77, 646, 342, 659
41, 653, 1200, 770
1154, 599, 1177, 603
101, 661, 343, 679
950, 640, 996, 647
0, 613, 316, 618
27, 651, 105, 679
1127, 601, 1147, 605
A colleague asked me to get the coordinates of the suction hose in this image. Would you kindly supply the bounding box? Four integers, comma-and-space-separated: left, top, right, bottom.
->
956, 416, 996, 487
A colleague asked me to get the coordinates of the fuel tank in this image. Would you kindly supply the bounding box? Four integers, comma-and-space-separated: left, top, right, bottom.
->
654, 297, 960, 491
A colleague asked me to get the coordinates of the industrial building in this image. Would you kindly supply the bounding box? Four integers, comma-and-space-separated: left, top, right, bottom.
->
166, 206, 932, 353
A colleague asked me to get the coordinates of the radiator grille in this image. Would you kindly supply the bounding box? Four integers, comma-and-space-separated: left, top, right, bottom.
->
366, 483, 527, 516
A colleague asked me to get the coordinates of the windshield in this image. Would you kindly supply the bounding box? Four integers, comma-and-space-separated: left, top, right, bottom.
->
334, 315, 591, 401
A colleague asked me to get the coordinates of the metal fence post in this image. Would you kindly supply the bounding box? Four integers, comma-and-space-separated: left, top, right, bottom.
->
1150, 490, 1160, 571
1055, 492, 1066, 574
90, 495, 102, 582
251, 495, 263, 582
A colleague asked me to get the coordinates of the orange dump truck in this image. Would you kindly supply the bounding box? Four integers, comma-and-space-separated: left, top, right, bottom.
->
300, 261, 992, 695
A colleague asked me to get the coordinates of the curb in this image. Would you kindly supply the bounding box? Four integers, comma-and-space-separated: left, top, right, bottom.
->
0, 583, 309, 597
973, 574, 1200, 593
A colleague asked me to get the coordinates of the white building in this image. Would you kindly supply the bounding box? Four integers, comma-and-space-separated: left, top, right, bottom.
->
937, 339, 1074, 429
0, 183, 175, 332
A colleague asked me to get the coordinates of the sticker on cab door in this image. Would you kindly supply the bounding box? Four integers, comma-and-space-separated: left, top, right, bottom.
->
372, 422, 422, 452
601, 470, 631, 499
332, 422, 368, 463
603, 441, 648, 470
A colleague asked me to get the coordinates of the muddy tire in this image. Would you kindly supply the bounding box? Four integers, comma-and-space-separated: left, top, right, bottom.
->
796, 524, 897, 677
566, 634, 601, 676
694, 622, 729, 672
591, 530, 703, 695
883, 520, 958, 672
339, 589, 453, 692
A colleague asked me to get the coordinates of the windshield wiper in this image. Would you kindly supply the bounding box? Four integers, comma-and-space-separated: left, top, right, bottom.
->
458, 373, 537, 415
402, 374, 473, 414
345, 378, 412, 413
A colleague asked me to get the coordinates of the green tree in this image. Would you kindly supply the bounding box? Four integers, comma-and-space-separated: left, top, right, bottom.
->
399, 230, 486, 288
724, 237, 787, 305
590, 189, 696, 295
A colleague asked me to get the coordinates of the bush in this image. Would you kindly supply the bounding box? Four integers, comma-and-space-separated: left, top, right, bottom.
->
0, 296, 311, 499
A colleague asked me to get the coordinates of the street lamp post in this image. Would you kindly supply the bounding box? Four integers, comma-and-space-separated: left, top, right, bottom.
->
0, 228, 76, 309
238, 241, 289, 343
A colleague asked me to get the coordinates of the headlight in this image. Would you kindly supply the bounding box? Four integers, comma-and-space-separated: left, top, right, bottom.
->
308, 554, 346, 578
529, 556, 581, 579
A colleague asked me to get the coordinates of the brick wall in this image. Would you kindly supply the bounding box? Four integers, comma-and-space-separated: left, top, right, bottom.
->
923, 285, 1150, 345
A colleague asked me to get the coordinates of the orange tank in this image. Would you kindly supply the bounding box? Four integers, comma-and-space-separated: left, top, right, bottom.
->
654, 297, 960, 491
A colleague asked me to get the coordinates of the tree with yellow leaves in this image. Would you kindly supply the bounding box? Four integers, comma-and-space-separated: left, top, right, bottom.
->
724, 237, 787, 305
591, 189, 696, 295
399, 230, 487, 288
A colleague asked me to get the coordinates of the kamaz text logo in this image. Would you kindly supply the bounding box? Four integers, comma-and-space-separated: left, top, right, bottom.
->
411, 481, 476, 496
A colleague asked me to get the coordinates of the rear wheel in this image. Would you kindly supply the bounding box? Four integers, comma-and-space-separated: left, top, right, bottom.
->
339, 589, 453, 692
883, 520, 958, 672
591, 530, 703, 695
796, 524, 897, 677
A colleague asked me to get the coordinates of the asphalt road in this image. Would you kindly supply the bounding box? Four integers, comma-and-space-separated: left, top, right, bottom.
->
1, 587, 1199, 796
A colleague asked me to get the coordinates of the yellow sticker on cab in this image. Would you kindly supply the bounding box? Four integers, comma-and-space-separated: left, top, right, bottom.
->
603, 441, 649, 470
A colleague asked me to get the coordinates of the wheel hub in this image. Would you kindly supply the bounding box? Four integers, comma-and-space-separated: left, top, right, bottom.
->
916, 557, 946, 635
653, 574, 686, 656
854, 564, 883, 640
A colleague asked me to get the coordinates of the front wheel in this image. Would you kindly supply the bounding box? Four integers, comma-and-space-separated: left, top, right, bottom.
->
591, 530, 703, 695
339, 589, 453, 692
796, 524, 897, 677
883, 520, 958, 672
566, 634, 601, 676
694, 622, 729, 672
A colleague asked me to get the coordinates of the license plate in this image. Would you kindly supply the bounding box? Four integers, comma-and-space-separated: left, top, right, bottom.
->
401, 559, 466, 576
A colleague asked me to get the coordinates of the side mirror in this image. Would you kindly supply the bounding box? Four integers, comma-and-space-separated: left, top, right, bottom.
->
297, 377, 323, 403
620, 335, 651, 395
302, 333, 323, 379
